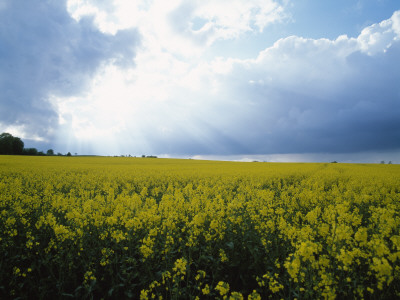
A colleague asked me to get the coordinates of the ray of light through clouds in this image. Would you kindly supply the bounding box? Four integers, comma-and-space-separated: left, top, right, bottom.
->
1, 0, 400, 162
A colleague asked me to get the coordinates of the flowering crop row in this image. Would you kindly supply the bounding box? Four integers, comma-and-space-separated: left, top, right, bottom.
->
0, 156, 399, 299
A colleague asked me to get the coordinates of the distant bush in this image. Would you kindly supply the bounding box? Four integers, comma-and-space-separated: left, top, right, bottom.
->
22, 148, 38, 156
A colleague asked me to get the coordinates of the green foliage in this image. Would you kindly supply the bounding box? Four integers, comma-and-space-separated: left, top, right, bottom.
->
22, 148, 38, 155
0, 132, 24, 155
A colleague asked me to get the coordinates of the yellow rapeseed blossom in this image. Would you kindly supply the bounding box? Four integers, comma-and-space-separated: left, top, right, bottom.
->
0, 156, 399, 299
202, 284, 210, 295
83, 270, 96, 286
247, 290, 262, 300
220, 249, 229, 262
172, 258, 187, 276
215, 281, 230, 296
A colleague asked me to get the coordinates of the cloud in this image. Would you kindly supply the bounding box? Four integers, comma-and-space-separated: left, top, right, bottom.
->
2, 1, 399, 158
193, 10, 400, 154
68, 0, 288, 56
0, 0, 139, 141
358, 10, 400, 55
50, 9, 400, 156
117, 9, 400, 156
169, 0, 288, 46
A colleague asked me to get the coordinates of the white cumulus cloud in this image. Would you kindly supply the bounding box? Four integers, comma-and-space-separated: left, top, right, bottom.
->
67, 0, 288, 54
358, 10, 400, 55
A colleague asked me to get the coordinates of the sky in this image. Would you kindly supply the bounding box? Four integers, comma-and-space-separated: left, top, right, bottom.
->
1, 0, 400, 163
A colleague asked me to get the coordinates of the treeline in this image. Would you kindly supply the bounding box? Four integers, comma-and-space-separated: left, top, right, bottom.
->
0, 132, 71, 156
22, 148, 73, 156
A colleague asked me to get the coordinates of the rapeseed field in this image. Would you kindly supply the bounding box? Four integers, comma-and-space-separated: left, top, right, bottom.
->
0, 156, 399, 299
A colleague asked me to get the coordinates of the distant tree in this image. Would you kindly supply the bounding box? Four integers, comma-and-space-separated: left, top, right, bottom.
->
23, 148, 38, 156
12, 137, 24, 155
0, 132, 24, 155
0, 133, 13, 154
67, 152, 72, 156
380, 161, 385, 164
57, 152, 63, 156
47, 149, 54, 156
388, 161, 392, 164
331, 161, 338, 163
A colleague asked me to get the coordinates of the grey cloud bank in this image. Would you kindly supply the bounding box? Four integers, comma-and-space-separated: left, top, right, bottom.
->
0, 0, 139, 141
158, 12, 400, 156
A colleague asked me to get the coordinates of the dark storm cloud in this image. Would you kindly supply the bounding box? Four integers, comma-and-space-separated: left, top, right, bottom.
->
0, 0, 139, 139
183, 15, 400, 156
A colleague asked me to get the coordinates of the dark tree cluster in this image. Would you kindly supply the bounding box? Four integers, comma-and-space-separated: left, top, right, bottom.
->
0, 132, 70, 156
0, 133, 24, 155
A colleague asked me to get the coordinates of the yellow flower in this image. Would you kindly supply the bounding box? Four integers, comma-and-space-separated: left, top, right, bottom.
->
215, 281, 230, 296
202, 284, 210, 295
140, 289, 149, 300
247, 290, 261, 300
195, 270, 206, 281
173, 258, 187, 276
13, 267, 21, 276
220, 249, 229, 262
83, 270, 96, 285
230, 291, 243, 299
